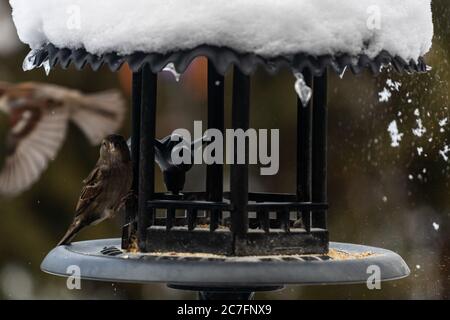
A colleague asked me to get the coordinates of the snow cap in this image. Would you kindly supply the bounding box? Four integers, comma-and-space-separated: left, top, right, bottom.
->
10, 0, 433, 61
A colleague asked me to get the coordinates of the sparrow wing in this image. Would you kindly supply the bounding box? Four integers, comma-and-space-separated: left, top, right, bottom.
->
75, 166, 109, 216
70, 90, 126, 145
0, 99, 69, 196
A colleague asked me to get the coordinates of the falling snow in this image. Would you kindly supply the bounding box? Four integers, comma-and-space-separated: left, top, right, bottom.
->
439, 118, 448, 127
412, 119, 427, 137
386, 79, 402, 91
432, 222, 440, 231
378, 88, 392, 103
439, 145, 450, 161
388, 120, 403, 147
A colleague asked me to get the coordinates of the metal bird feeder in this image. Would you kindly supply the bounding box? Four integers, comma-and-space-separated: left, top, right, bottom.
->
34, 42, 426, 298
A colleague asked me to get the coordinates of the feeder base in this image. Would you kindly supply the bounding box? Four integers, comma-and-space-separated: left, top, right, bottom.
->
41, 239, 410, 291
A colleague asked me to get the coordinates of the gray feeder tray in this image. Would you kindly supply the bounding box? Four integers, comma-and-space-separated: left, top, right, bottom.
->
41, 239, 409, 289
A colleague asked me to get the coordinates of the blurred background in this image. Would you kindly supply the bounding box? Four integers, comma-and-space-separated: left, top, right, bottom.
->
0, 0, 448, 300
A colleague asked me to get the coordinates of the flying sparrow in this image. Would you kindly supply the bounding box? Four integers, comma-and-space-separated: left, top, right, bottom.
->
58, 134, 132, 246
0, 82, 125, 196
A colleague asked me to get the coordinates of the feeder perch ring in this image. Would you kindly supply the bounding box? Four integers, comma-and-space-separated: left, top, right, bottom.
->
41, 239, 410, 288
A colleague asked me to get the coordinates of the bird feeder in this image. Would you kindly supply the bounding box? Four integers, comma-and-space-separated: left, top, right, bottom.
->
13, 0, 433, 299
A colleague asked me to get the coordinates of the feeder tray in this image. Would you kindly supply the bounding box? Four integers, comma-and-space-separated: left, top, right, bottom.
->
41, 239, 410, 296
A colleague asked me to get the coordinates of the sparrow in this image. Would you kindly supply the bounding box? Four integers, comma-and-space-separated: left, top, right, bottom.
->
58, 134, 132, 246
0, 82, 125, 196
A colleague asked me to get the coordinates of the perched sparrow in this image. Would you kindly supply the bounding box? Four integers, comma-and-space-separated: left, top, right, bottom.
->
0, 82, 125, 196
58, 134, 132, 246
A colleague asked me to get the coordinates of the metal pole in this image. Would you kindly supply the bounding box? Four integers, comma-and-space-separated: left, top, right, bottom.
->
206, 61, 225, 231
125, 71, 142, 224
138, 65, 157, 250
297, 70, 313, 232
230, 67, 250, 237
312, 71, 328, 229
122, 71, 142, 250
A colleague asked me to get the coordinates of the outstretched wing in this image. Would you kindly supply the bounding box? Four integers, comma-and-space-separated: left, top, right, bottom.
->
75, 165, 108, 216
0, 99, 69, 196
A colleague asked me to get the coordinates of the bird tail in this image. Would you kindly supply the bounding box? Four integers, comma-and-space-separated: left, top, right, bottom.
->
57, 221, 84, 246
71, 90, 126, 145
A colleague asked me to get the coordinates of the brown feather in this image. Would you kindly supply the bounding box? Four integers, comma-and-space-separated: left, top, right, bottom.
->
0, 82, 125, 196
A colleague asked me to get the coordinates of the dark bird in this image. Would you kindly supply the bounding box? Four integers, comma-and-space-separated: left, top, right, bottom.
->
154, 134, 194, 195
58, 134, 132, 246
154, 134, 207, 195
127, 134, 206, 195
0, 82, 125, 196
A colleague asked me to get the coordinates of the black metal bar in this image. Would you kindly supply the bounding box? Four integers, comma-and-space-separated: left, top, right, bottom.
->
298, 70, 313, 232
152, 192, 205, 200
166, 208, 175, 230
312, 71, 328, 229
147, 200, 325, 212
138, 66, 157, 250
230, 67, 250, 236
148, 200, 230, 211
125, 71, 142, 223
225, 192, 298, 202
247, 202, 328, 211
279, 209, 291, 232
257, 210, 270, 232
122, 72, 142, 250
207, 61, 225, 232
187, 209, 198, 231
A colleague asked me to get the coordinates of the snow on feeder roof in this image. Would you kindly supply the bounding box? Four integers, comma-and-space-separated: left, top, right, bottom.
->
10, 0, 433, 75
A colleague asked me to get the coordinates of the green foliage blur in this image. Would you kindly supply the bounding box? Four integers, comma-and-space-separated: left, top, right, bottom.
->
0, 0, 448, 299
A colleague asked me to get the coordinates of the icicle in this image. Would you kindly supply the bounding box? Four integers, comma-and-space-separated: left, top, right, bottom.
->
339, 66, 347, 79
163, 63, 181, 82
293, 72, 312, 107
22, 50, 39, 72
41, 59, 51, 76
426, 65, 433, 72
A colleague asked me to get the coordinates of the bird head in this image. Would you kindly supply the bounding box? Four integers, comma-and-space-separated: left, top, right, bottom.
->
100, 134, 131, 164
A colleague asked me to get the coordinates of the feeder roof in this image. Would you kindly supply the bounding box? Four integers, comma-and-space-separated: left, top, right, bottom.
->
10, 0, 433, 75
11, 0, 433, 75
